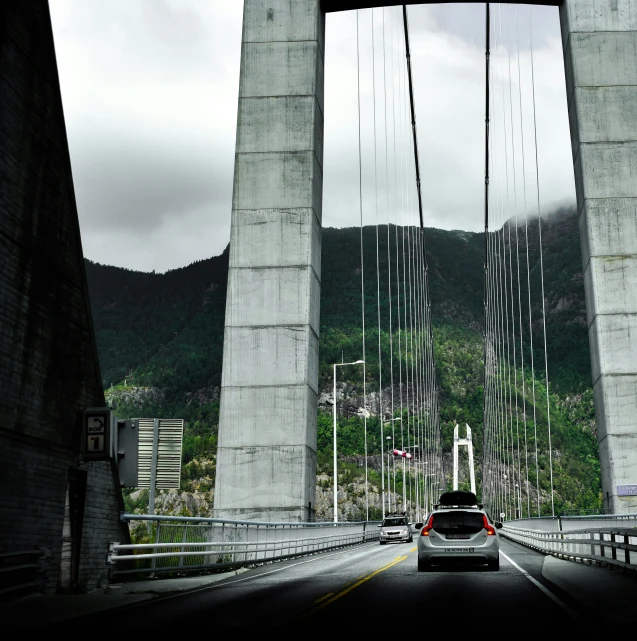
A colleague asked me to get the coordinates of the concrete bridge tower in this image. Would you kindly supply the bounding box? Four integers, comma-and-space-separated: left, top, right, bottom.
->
213, 1, 324, 522
560, 0, 637, 513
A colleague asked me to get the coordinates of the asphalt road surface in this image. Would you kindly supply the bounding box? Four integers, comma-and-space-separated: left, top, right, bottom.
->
60, 538, 617, 630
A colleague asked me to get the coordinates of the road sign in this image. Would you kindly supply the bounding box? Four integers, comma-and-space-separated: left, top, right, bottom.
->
617, 484, 637, 496
82, 408, 112, 460
136, 418, 184, 490
135, 418, 184, 516
87, 416, 105, 433
87, 434, 105, 452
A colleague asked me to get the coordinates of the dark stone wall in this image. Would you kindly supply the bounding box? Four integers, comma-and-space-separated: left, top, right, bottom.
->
0, 2, 129, 593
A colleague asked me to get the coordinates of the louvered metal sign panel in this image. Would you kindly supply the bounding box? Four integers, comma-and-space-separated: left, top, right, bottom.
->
137, 418, 184, 489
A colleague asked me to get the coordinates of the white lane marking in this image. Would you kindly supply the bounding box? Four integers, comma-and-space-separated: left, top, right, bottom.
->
119, 543, 388, 609
500, 551, 578, 619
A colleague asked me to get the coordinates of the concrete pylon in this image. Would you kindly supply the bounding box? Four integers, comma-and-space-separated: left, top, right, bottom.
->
214, 1, 324, 521
560, 0, 637, 513
453, 424, 476, 496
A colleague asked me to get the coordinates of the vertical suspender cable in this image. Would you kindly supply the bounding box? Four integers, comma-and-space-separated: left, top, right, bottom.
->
482, 2, 491, 510
403, 4, 442, 509
371, 9, 386, 520
529, 7, 555, 517
402, 6, 424, 231
391, 16, 407, 512
515, 4, 531, 518
505, 4, 522, 519
498, 5, 515, 520
355, 10, 369, 522
522, 74, 541, 518
382, 9, 396, 509
402, 4, 421, 509
403, 4, 439, 508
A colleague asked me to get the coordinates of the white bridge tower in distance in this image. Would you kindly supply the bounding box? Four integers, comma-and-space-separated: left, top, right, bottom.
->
453, 423, 476, 496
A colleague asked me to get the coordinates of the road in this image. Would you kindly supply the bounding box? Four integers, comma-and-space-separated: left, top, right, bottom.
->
60, 537, 614, 629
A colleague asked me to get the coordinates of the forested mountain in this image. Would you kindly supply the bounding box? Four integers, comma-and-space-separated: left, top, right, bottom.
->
87, 203, 601, 521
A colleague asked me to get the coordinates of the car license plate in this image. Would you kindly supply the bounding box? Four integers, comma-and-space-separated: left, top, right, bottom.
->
446, 548, 474, 552
446, 534, 470, 539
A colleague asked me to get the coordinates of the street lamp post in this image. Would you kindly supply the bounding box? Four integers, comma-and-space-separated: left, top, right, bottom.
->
515, 483, 522, 519
332, 359, 365, 523
385, 436, 392, 514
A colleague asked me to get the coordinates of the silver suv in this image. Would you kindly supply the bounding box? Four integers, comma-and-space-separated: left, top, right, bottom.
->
379, 513, 413, 545
417, 490, 502, 571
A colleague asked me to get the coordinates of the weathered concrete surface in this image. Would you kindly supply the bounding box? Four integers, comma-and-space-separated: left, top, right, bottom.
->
561, 0, 637, 512
214, 0, 324, 521
0, 2, 129, 592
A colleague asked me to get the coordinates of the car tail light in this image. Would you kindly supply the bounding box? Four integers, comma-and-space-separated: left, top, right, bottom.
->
483, 514, 495, 535
421, 515, 434, 536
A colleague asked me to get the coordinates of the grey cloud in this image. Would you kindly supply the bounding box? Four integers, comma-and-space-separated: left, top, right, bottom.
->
70, 133, 231, 232
51, 1, 574, 273
408, 3, 562, 51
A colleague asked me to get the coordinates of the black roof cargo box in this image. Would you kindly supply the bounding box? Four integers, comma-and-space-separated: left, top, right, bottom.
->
438, 490, 478, 506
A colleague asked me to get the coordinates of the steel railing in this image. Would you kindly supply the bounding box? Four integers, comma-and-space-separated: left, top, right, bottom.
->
502, 513, 637, 532
108, 514, 381, 577
501, 520, 637, 572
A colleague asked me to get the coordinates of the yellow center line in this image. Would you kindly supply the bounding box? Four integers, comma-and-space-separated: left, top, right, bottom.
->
314, 592, 334, 604
339, 572, 369, 590
303, 556, 408, 618
410, 547, 417, 552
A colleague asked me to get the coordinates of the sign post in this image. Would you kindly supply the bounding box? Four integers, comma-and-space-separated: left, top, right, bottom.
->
148, 419, 160, 516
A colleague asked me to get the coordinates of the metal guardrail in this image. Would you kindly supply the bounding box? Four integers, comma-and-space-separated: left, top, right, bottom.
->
108, 514, 382, 577
502, 513, 637, 532
502, 524, 637, 572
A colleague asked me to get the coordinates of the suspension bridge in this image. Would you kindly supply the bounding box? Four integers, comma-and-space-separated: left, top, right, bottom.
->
1, 0, 637, 626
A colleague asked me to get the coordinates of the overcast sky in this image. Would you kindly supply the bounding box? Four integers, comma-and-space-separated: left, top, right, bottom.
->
49, 1, 575, 274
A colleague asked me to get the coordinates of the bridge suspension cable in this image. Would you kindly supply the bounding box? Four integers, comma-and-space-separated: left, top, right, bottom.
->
337, 6, 443, 523
355, 10, 369, 521
481, 3, 556, 520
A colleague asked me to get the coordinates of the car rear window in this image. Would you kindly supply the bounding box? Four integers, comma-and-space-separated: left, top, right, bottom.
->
431, 511, 484, 534
383, 518, 407, 527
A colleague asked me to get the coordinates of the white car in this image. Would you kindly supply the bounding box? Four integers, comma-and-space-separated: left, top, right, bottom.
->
378, 514, 414, 544
417, 491, 502, 571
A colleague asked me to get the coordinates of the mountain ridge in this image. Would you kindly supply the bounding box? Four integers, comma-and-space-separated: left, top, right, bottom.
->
88, 203, 601, 521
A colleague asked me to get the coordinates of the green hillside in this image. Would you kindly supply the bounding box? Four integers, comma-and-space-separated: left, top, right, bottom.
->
88, 205, 601, 518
